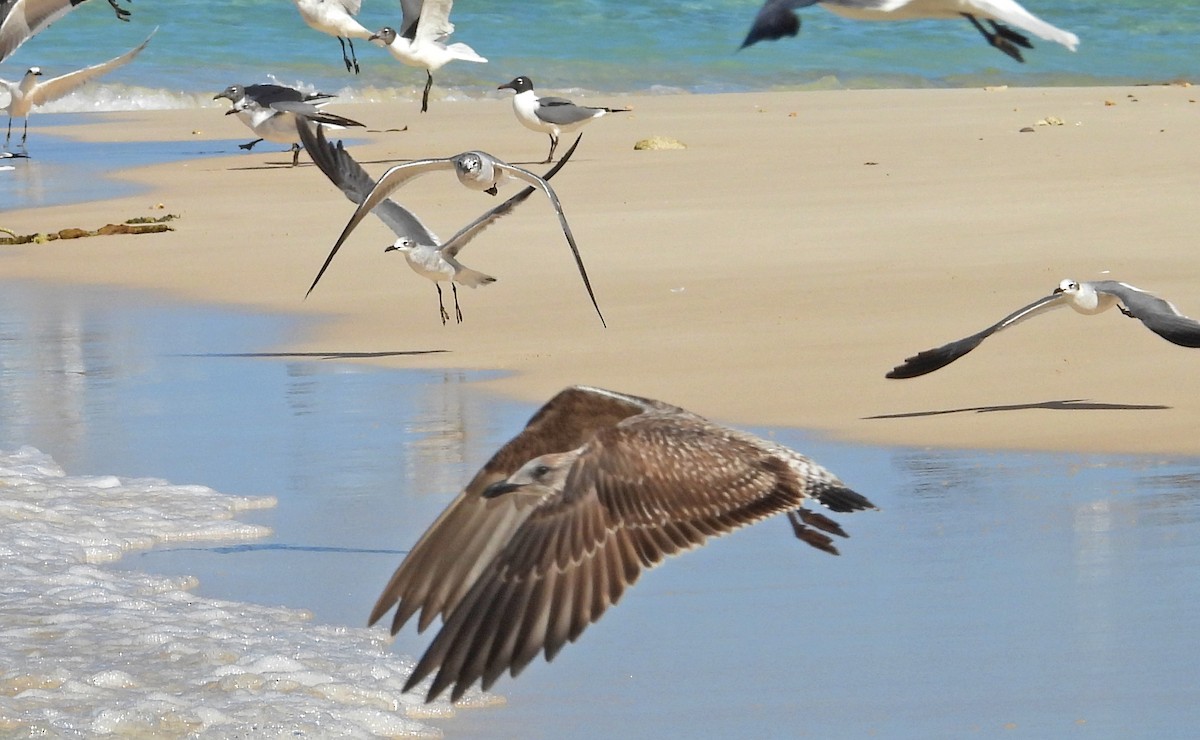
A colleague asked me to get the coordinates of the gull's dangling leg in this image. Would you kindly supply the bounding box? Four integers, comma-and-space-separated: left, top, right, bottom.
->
290, 143, 302, 167
543, 134, 557, 164
435, 283, 449, 325
337, 37, 359, 74
786, 510, 839, 556
452, 283, 464, 324
963, 13, 1026, 62
421, 71, 434, 113
20, 119, 29, 146
5, 116, 12, 146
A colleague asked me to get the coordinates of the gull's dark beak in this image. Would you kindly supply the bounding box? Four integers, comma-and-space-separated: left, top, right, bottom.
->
1052, 287, 1065, 294
482, 480, 521, 499
223, 108, 236, 116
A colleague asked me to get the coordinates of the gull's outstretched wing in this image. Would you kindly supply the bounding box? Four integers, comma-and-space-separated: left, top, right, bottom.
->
1, 0, 132, 63
1093, 281, 1200, 349
297, 119, 437, 245
27, 26, 153, 107
887, 291, 1069, 378
741, 0, 820, 49
440, 133, 582, 258
368, 386, 677, 635
303, 156, 457, 297
487, 159, 606, 327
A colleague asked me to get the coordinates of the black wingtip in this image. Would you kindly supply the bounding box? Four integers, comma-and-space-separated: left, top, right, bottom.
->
740, 6, 801, 50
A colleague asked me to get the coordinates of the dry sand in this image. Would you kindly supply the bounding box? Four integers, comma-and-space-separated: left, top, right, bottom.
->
3, 85, 1198, 455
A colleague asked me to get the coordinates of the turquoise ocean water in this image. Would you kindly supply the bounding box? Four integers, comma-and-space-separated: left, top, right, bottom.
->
0, 0, 1196, 111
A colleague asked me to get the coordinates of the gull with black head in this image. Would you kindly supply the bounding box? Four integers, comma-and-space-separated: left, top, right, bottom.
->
888, 278, 1200, 379
368, 385, 877, 703
498, 76, 629, 163
214, 82, 364, 166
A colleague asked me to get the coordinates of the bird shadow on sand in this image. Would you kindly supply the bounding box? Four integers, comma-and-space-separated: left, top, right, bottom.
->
175, 350, 449, 361
865, 399, 1170, 420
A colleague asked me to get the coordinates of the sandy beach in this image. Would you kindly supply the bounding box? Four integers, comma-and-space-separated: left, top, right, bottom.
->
3, 85, 1198, 456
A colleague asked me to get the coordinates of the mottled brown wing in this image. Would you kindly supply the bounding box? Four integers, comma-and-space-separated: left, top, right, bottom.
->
368, 386, 678, 634
406, 414, 827, 702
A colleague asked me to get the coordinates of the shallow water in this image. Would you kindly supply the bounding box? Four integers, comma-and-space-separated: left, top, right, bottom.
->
0, 280, 1198, 737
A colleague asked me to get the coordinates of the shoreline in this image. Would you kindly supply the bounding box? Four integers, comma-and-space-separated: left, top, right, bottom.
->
3, 85, 1199, 456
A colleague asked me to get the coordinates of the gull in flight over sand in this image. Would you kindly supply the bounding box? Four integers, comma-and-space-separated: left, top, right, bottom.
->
367, 385, 878, 703
369, 0, 486, 113
2, 28, 153, 148
1, 0, 132, 63
297, 118, 584, 324
742, 0, 1079, 63
498, 76, 629, 164
304, 142, 605, 326
292, 0, 372, 74
213, 82, 364, 166
887, 278, 1200, 378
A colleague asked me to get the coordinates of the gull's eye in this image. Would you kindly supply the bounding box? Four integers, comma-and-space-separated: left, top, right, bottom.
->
533, 464, 551, 478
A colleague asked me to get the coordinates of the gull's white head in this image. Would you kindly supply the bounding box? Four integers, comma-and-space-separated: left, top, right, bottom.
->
1053, 279, 1081, 295
384, 238, 417, 254
26, 67, 42, 78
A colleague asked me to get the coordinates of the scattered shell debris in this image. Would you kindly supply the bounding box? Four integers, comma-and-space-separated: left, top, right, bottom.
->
634, 136, 686, 151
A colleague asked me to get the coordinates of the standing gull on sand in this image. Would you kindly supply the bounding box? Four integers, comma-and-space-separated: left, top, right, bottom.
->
298, 119, 583, 324
369, 0, 486, 113
305, 143, 605, 326
1, 0, 132, 63
292, 0, 372, 74
887, 279, 1200, 378
213, 83, 364, 166
368, 385, 877, 702
2, 28, 153, 148
742, 0, 1079, 62
498, 76, 629, 163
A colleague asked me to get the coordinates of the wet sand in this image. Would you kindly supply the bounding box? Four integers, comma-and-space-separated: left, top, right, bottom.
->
2, 85, 1199, 457
1, 280, 1197, 738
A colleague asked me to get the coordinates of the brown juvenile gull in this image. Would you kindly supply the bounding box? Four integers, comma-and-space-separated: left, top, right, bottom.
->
368, 385, 878, 703
887, 278, 1200, 379
297, 118, 583, 324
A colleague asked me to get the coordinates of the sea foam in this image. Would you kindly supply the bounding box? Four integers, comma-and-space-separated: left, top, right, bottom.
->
0, 446, 472, 737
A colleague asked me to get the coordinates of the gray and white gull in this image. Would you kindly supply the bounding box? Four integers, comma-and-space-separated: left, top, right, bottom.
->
2, 28, 153, 148
213, 83, 364, 166
742, 0, 1079, 63
498, 76, 629, 163
368, 385, 878, 702
304, 140, 605, 326
370, 0, 486, 113
1, 0, 131, 63
888, 278, 1200, 379
298, 118, 583, 324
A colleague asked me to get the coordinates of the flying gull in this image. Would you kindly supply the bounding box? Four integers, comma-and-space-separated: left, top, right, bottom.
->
2, 28, 153, 148
367, 384, 878, 703
297, 118, 583, 324
304, 143, 605, 326
369, 0, 486, 113
742, 0, 1079, 63
887, 278, 1200, 379
292, 0, 372, 74
498, 76, 629, 164
213, 83, 364, 166
1, 0, 131, 63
